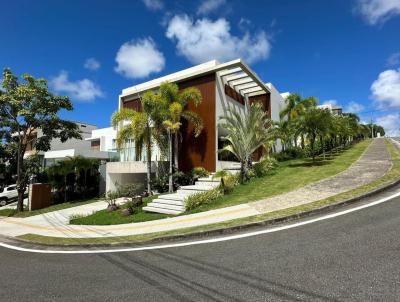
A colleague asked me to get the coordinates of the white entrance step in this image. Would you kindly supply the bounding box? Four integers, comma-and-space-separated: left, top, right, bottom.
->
142, 206, 183, 215
144, 173, 221, 215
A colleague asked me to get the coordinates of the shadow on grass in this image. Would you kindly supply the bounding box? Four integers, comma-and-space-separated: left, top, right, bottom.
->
288, 159, 331, 168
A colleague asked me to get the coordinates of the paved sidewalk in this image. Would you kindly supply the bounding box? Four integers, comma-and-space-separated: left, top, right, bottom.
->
0, 139, 392, 239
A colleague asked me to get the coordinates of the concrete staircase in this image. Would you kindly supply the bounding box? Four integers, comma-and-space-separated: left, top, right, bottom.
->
143, 175, 221, 215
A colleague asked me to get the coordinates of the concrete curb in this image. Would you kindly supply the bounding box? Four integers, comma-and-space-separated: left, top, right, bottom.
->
4, 175, 400, 250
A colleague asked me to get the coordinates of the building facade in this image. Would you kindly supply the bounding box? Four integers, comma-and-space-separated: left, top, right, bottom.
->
106, 59, 286, 192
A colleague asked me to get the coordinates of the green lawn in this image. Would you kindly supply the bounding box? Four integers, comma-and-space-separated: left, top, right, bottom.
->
186, 139, 372, 213
70, 195, 169, 225
70, 140, 371, 226
0, 198, 100, 218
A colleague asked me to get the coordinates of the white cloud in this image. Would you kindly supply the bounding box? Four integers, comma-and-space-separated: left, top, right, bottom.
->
84, 58, 101, 71
387, 52, 400, 66
166, 14, 270, 64
355, 0, 400, 25
322, 99, 339, 106
371, 68, 400, 108
50, 71, 103, 102
141, 0, 163, 10
375, 113, 399, 136
197, 0, 226, 15
115, 38, 165, 79
346, 101, 365, 113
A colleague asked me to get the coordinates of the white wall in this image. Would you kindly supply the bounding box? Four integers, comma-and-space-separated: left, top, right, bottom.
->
266, 83, 287, 153
37, 122, 97, 152
88, 127, 117, 152
265, 83, 285, 122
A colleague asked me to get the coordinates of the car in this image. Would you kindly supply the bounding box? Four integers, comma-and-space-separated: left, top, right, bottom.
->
0, 185, 28, 207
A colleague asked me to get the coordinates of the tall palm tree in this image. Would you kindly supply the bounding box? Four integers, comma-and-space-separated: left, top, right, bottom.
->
159, 82, 203, 170
219, 101, 275, 183
280, 94, 317, 148
301, 108, 331, 161
112, 91, 167, 194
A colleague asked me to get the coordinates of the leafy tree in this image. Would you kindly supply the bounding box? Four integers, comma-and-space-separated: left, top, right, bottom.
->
279, 93, 317, 148
0, 69, 81, 211
219, 102, 275, 183
301, 108, 331, 160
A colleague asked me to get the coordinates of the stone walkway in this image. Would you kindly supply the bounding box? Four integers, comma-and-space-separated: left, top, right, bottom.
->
0, 138, 392, 239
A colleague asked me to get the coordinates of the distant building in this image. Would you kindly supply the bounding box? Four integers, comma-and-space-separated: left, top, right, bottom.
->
317, 104, 342, 115
24, 122, 117, 167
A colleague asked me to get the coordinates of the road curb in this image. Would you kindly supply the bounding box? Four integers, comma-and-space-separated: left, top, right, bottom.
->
3, 175, 400, 250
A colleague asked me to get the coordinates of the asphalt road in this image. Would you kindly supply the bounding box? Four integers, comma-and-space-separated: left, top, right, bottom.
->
0, 196, 399, 301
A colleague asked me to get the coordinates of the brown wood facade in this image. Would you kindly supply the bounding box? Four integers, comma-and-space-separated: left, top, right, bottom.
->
122, 98, 142, 111
119, 75, 271, 171
178, 73, 216, 172
121, 73, 217, 172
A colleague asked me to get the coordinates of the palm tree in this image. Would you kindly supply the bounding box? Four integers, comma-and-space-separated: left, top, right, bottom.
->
158, 82, 203, 192
280, 94, 317, 148
219, 101, 275, 183
48, 159, 74, 203
301, 108, 331, 161
159, 82, 203, 170
273, 119, 291, 152
112, 91, 167, 194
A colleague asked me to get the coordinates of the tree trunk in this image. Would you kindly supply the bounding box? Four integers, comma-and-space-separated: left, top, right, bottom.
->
168, 131, 174, 193
64, 175, 68, 203
320, 135, 325, 160
240, 161, 246, 184
174, 132, 179, 171
301, 135, 305, 149
311, 136, 316, 161
146, 135, 152, 195
16, 150, 24, 212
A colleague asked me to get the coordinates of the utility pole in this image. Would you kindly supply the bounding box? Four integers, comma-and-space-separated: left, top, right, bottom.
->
370, 115, 374, 138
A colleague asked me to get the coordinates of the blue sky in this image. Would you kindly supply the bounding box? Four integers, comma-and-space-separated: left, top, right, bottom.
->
1, 0, 400, 134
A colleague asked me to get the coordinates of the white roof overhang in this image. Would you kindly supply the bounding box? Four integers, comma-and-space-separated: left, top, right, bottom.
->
120, 59, 270, 100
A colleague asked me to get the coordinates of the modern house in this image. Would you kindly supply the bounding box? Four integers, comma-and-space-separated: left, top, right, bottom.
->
317, 103, 343, 115
106, 59, 286, 193
25, 122, 117, 167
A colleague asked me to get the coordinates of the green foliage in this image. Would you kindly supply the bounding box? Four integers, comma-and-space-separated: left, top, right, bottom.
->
116, 183, 145, 198
0, 68, 81, 211
105, 190, 119, 211
191, 167, 209, 179
274, 147, 306, 161
219, 101, 275, 183
46, 156, 100, 203
219, 173, 239, 194
252, 157, 278, 177
185, 188, 223, 211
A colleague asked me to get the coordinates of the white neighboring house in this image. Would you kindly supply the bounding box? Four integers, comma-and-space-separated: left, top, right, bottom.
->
317, 103, 342, 115
24, 122, 117, 167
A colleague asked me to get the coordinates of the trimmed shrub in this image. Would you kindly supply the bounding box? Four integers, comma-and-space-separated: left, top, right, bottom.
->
274, 147, 306, 161
185, 188, 223, 211
219, 173, 239, 194
191, 167, 210, 179
252, 157, 278, 177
